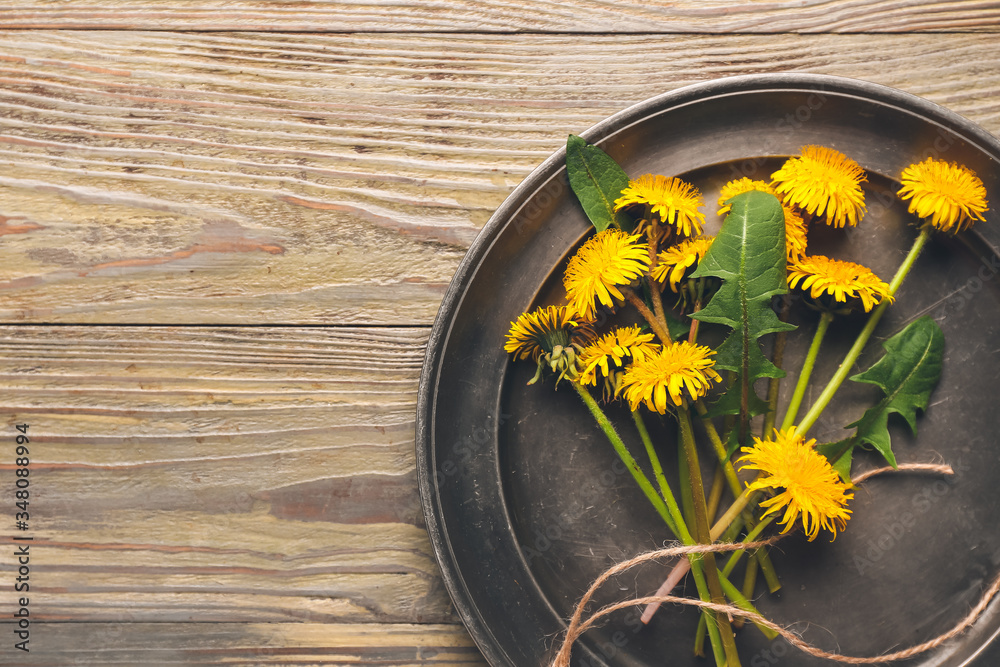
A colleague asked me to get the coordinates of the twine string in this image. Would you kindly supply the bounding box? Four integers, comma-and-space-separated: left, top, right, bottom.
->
553, 537, 787, 667
550, 463, 998, 666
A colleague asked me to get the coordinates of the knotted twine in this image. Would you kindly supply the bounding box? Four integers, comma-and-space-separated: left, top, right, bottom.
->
550, 463, 1000, 666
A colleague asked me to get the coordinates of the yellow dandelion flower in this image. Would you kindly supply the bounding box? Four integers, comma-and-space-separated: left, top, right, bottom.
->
771, 145, 867, 228
738, 428, 853, 541
783, 205, 809, 260
717, 178, 807, 259
717, 178, 777, 216
651, 235, 715, 292
898, 158, 989, 233
563, 229, 651, 321
614, 174, 706, 237
788, 254, 892, 313
504, 305, 593, 361
577, 326, 659, 387
618, 341, 721, 413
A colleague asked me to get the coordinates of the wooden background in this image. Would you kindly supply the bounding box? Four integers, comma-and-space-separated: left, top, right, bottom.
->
0, 2, 999, 664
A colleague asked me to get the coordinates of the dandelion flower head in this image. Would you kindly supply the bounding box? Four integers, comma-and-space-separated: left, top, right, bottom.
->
771, 145, 867, 228
898, 158, 988, 234
651, 235, 714, 292
788, 254, 892, 313
614, 174, 706, 237
739, 428, 854, 541
618, 341, 721, 413
577, 326, 659, 388
504, 305, 593, 362
783, 205, 809, 260
563, 229, 650, 321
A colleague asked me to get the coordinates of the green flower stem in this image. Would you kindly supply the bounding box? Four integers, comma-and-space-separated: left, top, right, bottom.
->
576, 387, 732, 664
741, 554, 759, 600
710, 480, 785, 594
694, 402, 743, 495
763, 296, 792, 437
666, 445, 727, 664
758, 541, 781, 594
576, 386, 730, 662
721, 510, 746, 544
622, 286, 673, 345
688, 315, 702, 346
658, 416, 727, 665
712, 486, 755, 541
651, 283, 671, 340
646, 220, 675, 343
753, 514, 780, 591
690, 559, 727, 667
687, 279, 706, 344
632, 409, 680, 536
678, 433, 696, 531
694, 613, 709, 658
694, 402, 781, 593
718, 568, 780, 642
723, 371, 737, 442
572, 383, 678, 534
678, 406, 742, 667
797, 225, 932, 435
718, 516, 780, 641
706, 465, 725, 522
781, 310, 835, 432
721, 515, 776, 578
694, 565, 776, 656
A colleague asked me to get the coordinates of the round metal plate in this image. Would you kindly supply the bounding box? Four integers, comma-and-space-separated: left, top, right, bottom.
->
416, 74, 1000, 667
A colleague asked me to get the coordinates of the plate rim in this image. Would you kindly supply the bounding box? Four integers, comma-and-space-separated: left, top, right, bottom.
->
415, 72, 1000, 666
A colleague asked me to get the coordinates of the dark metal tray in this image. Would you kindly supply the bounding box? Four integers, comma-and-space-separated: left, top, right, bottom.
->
416, 74, 1000, 667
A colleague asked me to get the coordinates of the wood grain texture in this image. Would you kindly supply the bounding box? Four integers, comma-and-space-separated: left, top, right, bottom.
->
1, 31, 999, 325
0, 327, 472, 633
14, 623, 486, 665
2, 0, 1000, 33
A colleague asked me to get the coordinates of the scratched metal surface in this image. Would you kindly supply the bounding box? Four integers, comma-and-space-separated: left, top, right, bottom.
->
419, 75, 1000, 667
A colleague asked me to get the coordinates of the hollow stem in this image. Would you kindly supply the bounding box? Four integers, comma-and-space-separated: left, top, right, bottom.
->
797, 225, 932, 435
622, 286, 673, 346
694, 613, 708, 658
713, 486, 755, 540
646, 220, 674, 344
688, 279, 705, 344
678, 430, 696, 531
706, 464, 725, 521
642, 479, 769, 624
643, 417, 727, 665
763, 295, 791, 436
721, 515, 776, 578
572, 391, 734, 660
694, 402, 742, 495
718, 516, 780, 641
632, 409, 680, 536
695, 401, 781, 592
780, 309, 834, 432
677, 406, 742, 667
718, 568, 780, 642
742, 554, 759, 600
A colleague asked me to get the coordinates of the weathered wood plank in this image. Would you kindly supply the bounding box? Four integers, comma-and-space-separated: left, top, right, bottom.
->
1, 32, 999, 325
0, 326, 465, 627
2, 622, 487, 665
1, 0, 999, 32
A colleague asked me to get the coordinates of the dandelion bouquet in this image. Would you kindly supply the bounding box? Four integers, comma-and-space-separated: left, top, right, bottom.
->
503, 134, 995, 666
